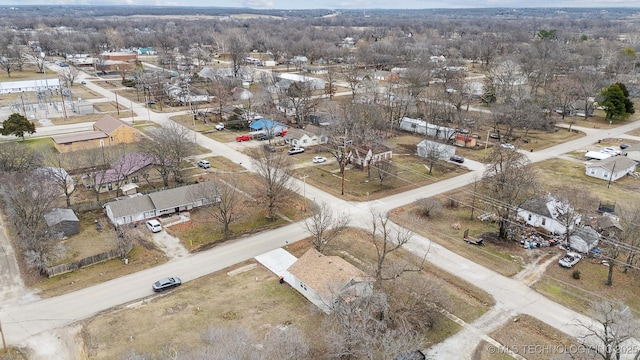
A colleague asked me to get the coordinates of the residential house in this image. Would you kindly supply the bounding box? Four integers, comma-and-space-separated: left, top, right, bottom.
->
284, 125, 327, 148
104, 183, 215, 226
417, 140, 455, 160
352, 144, 393, 168
276, 73, 325, 90
249, 118, 287, 136
399, 117, 456, 140
44, 208, 79, 237
594, 214, 623, 239
455, 134, 477, 148
51, 115, 142, 153
306, 65, 328, 75
286, 248, 373, 314
569, 226, 600, 254
623, 145, 640, 162
585, 156, 636, 182
517, 195, 578, 235
87, 152, 157, 194
372, 70, 400, 82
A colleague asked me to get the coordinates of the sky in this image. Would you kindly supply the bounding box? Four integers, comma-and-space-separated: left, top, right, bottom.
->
4, 0, 640, 9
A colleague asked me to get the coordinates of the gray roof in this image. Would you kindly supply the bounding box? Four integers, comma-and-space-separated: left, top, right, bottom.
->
44, 208, 79, 227
106, 194, 156, 219
93, 115, 132, 135
519, 197, 553, 218
570, 226, 600, 245
148, 183, 207, 211
587, 156, 636, 172
105, 183, 211, 219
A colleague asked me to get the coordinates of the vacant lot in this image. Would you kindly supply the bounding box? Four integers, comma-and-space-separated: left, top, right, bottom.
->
82, 230, 493, 359
392, 189, 525, 277
474, 315, 582, 360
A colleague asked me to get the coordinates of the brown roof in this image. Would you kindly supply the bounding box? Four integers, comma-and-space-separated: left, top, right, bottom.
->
287, 248, 369, 301
93, 115, 133, 135
51, 131, 106, 144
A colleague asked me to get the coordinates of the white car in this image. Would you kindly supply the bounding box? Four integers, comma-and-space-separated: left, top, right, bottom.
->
558, 252, 582, 268
146, 219, 162, 233
601, 147, 621, 156
500, 143, 515, 150
313, 156, 327, 163
197, 160, 211, 169
215, 122, 225, 131
288, 147, 305, 155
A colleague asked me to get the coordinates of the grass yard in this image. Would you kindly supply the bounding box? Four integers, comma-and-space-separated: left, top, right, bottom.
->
534, 158, 640, 209
82, 227, 493, 359
391, 190, 524, 277
534, 256, 640, 316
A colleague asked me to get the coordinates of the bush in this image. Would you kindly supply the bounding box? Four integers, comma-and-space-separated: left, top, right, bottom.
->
572, 270, 581, 279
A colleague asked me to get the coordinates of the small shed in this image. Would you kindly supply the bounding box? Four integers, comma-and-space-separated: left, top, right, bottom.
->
569, 226, 600, 254
455, 134, 477, 148
72, 101, 94, 115
44, 208, 80, 237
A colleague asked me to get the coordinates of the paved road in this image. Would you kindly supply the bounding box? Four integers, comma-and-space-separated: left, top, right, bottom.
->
2, 68, 640, 357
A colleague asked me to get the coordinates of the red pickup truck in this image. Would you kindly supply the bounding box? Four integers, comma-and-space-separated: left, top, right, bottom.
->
236, 134, 251, 142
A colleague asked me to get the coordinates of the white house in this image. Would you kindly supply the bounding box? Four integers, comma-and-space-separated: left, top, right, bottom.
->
276, 73, 325, 90
517, 195, 578, 235
352, 144, 393, 167
0, 78, 60, 94
416, 140, 456, 159
284, 125, 327, 148
569, 226, 600, 254
585, 156, 636, 182
104, 183, 215, 226
286, 248, 373, 314
399, 117, 456, 140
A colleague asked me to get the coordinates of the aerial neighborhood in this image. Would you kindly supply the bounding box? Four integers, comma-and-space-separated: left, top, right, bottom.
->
1, 5, 640, 360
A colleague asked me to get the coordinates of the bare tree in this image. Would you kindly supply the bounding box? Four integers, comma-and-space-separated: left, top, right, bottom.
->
227, 33, 248, 79
303, 201, 350, 253
416, 197, 443, 218
41, 150, 80, 207
369, 210, 424, 286
196, 177, 248, 236
481, 147, 538, 240
617, 203, 640, 273
372, 159, 397, 184
249, 149, 295, 220
575, 301, 638, 360
61, 66, 80, 86
195, 325, 259, 360
0, 142, 42, 172
552, 185, 595, 245
261, 326, 310, 360
138, 123, 195, 187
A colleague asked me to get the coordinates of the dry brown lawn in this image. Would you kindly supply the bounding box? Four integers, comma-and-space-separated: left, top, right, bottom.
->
474, 315, 581, 360
81, 229, 493, 359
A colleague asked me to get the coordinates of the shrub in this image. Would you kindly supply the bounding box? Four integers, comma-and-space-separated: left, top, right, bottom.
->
572, 270, 581, 279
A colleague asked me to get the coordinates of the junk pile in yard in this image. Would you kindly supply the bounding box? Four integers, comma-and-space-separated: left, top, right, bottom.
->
515, 228, 562, 249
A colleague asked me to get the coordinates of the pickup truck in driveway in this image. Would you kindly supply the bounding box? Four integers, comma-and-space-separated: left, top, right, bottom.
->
236, 134, 251, 142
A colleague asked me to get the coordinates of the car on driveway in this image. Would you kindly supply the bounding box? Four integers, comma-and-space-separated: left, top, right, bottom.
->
288, 147, 305, 155
197, 160, 211, 169
500, 143, 515, 150
601, 146, 621, 156
257, 134, 273, 141
620, 143, 630, 150
215, 122, 225, 131
313, 156, 327, 163
146, 219, 162, 233
152, 277, 182, 292
449, 155, 465, 163
558, 252, 582, 268
236, 134, 251, 142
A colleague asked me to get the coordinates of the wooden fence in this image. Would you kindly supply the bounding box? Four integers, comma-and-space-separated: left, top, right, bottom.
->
44, 242, 133, 278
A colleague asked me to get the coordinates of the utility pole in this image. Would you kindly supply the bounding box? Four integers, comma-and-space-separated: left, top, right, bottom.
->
607, 161, 617, 189
0, 318, 7, 353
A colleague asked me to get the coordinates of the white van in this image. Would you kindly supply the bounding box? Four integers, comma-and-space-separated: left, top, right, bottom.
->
146, 219, 162, 233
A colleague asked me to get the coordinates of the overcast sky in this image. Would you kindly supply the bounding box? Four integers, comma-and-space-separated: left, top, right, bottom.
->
5, 0, 640, 9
